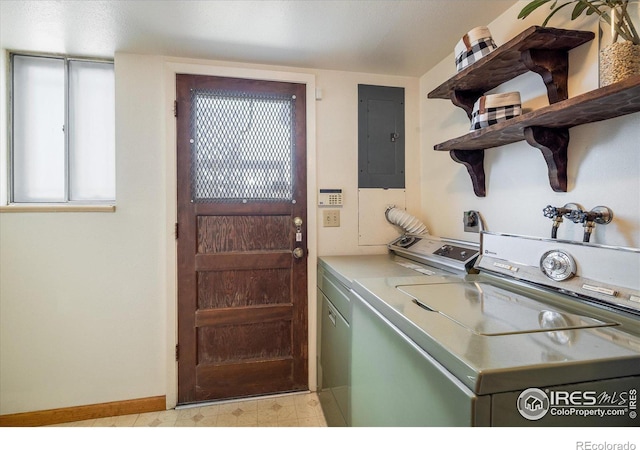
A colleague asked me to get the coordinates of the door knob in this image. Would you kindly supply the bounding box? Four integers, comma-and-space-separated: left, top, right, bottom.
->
293, 247, 304, 259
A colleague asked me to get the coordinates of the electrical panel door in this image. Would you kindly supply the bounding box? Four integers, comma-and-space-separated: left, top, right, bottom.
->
358, 84, 405, 189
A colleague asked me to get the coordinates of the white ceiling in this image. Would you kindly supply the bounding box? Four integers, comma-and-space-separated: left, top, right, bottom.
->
0, 0, 516, 76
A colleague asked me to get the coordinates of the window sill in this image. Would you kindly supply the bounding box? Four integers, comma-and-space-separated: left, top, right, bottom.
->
0, 204, 116, 213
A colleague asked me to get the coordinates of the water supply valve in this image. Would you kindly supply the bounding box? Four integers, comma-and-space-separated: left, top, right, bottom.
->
544, 204, 613, 242
543, 203, 583, 239
577, 206, 614, 242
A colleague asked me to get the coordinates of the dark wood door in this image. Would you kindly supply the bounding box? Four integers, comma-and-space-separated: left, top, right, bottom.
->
176, 74, 308, 404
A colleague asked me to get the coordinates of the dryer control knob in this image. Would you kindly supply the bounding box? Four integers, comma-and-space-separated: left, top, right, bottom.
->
540, 250, 576, 281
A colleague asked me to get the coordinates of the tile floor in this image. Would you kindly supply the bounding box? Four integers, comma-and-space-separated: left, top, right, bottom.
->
50, 392, 327, 427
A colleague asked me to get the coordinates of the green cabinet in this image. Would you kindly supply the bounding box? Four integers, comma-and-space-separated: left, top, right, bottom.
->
317, 266, 352, 426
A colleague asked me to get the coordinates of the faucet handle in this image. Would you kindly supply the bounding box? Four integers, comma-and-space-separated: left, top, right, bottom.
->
567, 209, 585, 224
543, 205, 557, 219
561, 203, 583, 220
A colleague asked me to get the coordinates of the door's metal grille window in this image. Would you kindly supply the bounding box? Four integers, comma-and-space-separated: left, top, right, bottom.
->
191, 89, 295, 202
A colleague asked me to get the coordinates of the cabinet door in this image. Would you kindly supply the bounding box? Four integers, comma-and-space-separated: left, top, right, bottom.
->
319, 293, 351, 426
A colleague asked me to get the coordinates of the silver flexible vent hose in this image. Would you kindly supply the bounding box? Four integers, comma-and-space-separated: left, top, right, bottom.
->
385, 206, 428, 235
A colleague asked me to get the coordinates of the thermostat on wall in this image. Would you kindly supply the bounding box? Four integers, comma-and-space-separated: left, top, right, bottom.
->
318, 189, 343, 206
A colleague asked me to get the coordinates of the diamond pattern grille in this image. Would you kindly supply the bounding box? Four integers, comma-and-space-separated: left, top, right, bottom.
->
190, 89, 296, 203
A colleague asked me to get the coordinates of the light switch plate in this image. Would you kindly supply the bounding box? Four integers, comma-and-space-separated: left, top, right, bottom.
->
323, 210, 340, 227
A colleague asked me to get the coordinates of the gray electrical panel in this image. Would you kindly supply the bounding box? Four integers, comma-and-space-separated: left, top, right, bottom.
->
358, 84, 405, 189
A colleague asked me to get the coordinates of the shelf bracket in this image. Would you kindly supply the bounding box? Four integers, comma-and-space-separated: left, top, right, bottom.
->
524, 126, 569, 192
520, 48, 569, 103
450, 89, 485, 119
450, 150, 486, 197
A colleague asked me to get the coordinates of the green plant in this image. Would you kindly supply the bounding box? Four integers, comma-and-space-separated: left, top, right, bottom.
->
518, 0, 639, 44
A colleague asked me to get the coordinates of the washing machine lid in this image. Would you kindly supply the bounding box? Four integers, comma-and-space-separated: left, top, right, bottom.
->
398, 281, 617, 336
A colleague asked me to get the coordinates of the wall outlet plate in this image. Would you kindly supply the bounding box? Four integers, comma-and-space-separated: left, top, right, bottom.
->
464, 211, 480, 233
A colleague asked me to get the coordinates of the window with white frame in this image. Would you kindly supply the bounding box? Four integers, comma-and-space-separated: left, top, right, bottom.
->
10, 53, 115, 204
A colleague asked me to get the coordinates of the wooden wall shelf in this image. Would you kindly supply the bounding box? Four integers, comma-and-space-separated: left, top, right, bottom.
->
428, 26, 594, 116
427, 26, 639, 197
436, 76, 640, 196
435, 76, 640, 152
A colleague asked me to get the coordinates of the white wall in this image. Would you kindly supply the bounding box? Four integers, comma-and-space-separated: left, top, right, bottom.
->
420, 2, 640, 248
0, 55, 168, 414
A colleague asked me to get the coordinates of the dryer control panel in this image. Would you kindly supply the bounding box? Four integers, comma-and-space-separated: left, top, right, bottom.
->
388, 236, 479, 273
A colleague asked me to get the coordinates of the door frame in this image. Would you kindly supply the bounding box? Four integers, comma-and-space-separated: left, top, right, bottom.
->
163, 60, 317, 409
